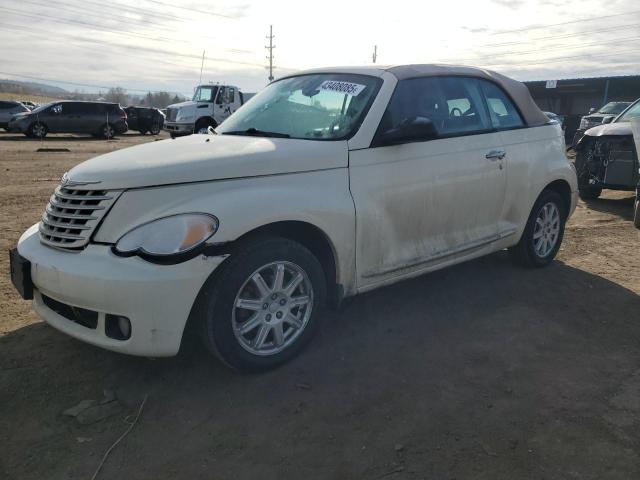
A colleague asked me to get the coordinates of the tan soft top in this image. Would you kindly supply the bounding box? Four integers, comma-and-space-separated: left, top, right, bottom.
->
385, 64, 548, 126
285, 64, 549, 127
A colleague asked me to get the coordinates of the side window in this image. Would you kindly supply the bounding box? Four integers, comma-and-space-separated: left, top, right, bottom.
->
228, 87, 235, 103
479, 80, 524, 129
0, 101, 9, 110
376, 76, 492, 143
62, 103, 81, 115
216, 86, 227, 104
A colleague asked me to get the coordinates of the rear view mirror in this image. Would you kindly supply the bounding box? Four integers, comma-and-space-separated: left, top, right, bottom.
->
378, 117, 438, 146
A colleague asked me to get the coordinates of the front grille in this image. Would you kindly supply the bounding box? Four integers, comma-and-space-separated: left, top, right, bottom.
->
39, 185, 121, 249
166, 107, 177, 122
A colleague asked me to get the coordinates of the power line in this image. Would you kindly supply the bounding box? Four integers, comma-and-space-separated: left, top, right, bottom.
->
140, 0, 237, 19
0, 71, 188, 95
0, 6, 190, 45
478, 22, 640, 49
16, 0, 201, 45
478, 46, 640, 69
489, 9, 640, 35
441, 34, 640, 63
0, 18, 264, 68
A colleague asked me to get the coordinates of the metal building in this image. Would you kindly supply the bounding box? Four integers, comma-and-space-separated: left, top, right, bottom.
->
524, 75, 640, 141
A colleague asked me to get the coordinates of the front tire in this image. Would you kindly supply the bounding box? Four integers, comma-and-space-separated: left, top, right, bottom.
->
198, 237, 326, 372
28, 122, 47, 138
509, 190, 567, 268
634, 195, 640, 229
578, 186, 602, 200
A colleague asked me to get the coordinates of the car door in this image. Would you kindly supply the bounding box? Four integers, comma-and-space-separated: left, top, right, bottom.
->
477, 79, 528, 236
349, 76, 507, 289
215, 86, 234, 122
0, 101, 11, 125
44, 103, 64, 132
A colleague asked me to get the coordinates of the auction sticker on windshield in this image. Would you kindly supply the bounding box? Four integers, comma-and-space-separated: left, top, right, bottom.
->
318, 81, 366, 96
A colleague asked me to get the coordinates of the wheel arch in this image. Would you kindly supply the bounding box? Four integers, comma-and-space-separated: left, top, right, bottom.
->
541, 178, 572, 215
224, 220, 341, 308
195, 116, 217, 128
180, 220, 342, 354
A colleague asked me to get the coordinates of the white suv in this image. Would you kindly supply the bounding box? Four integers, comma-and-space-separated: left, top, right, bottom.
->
11, 65, 577, 371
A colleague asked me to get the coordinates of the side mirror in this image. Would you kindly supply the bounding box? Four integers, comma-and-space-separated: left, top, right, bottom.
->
589, 107, 596, 114
377, 117, 438, 146
602, 116, 614, 124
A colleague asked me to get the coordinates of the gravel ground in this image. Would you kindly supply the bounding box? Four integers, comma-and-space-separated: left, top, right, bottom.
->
1, 131, 639, 480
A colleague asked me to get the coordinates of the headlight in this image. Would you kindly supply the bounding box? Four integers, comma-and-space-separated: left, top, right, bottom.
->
176, 112, 194, 121
114, 213, 218, 259
579, 118, 588, 129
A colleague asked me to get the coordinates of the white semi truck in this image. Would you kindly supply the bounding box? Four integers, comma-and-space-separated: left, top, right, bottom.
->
163, 84, 249, 137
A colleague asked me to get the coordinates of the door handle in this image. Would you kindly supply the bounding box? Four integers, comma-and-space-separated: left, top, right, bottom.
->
485, 150, 506, 160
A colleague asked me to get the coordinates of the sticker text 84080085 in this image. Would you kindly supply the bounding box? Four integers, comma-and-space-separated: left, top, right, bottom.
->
318, 81, 366, 96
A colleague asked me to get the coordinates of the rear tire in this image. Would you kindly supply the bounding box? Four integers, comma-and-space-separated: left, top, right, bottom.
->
100, 123, 115, 139
197, 237, 326, 372
578, 186, 602, 200
150, 121, 161, 135
509, 189, 567, 268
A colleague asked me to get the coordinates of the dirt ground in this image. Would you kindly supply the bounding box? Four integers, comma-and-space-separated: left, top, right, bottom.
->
1, 131, 639, 480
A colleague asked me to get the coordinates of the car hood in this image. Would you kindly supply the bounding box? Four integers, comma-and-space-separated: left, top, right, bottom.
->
10, 111, 31, 120
66, 134, 349, 190
584, 122, 632, 137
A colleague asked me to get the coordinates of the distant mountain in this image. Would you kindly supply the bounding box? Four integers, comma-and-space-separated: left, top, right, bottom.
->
0, 79, 69, 96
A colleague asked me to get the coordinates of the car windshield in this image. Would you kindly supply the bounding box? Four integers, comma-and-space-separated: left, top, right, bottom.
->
192, 86, 218, 102
216, 73, 382, 140
599, 102, 629, 114
615, 101, 640, 123
29, 102, 54, 114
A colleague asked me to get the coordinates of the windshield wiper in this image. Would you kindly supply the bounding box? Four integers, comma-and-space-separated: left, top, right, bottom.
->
222, 127, 290, 138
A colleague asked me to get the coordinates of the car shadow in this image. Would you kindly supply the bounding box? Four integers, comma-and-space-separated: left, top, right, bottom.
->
0, 133, 120, 142
582, 194, 635, 221
2, 252, 640, 479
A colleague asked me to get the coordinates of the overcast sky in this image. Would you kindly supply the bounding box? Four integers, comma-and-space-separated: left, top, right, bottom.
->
1, 0, 639, 96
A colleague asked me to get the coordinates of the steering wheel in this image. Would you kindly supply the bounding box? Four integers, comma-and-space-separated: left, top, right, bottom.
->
450, 107, 462, 117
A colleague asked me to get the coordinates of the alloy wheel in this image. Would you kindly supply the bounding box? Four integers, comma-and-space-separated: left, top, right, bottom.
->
533, 202, 560, 258
232, 261, 314, 356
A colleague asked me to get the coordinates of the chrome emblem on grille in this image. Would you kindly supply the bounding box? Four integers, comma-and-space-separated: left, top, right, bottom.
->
59, 172, 101, 188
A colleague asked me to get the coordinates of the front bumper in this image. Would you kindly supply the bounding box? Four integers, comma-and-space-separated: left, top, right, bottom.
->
16, 224, 225, 356
163, 122, 194, 134
7, 121, 27, 133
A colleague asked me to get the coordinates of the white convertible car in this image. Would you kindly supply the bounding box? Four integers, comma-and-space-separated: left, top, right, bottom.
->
10, 65, 577, 371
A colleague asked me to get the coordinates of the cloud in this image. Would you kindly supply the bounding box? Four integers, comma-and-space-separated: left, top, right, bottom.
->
490, 0, 526, 9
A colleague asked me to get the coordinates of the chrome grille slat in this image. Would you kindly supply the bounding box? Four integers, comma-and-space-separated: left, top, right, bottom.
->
39, 224, 85, 240
39, 184, 121, 249
41, 215, 92, 230
49, 196, 106, 210
53, 188, 113, 201
45, 205, 97, 220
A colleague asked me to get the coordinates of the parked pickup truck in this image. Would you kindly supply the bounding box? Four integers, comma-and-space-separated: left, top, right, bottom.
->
10, 65, 577, 371
163, 84, 245, 137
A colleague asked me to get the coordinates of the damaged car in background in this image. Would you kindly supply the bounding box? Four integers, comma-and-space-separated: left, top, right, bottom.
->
573, 101, 631, 145
574, 99, 640, 204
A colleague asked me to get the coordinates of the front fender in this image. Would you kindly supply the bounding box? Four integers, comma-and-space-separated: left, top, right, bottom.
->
94, 169, 356, 293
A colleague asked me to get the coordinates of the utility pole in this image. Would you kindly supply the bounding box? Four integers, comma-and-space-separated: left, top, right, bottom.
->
199, 50, 205, 85
265, 25, 275, 82
372, 45, 377, 64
